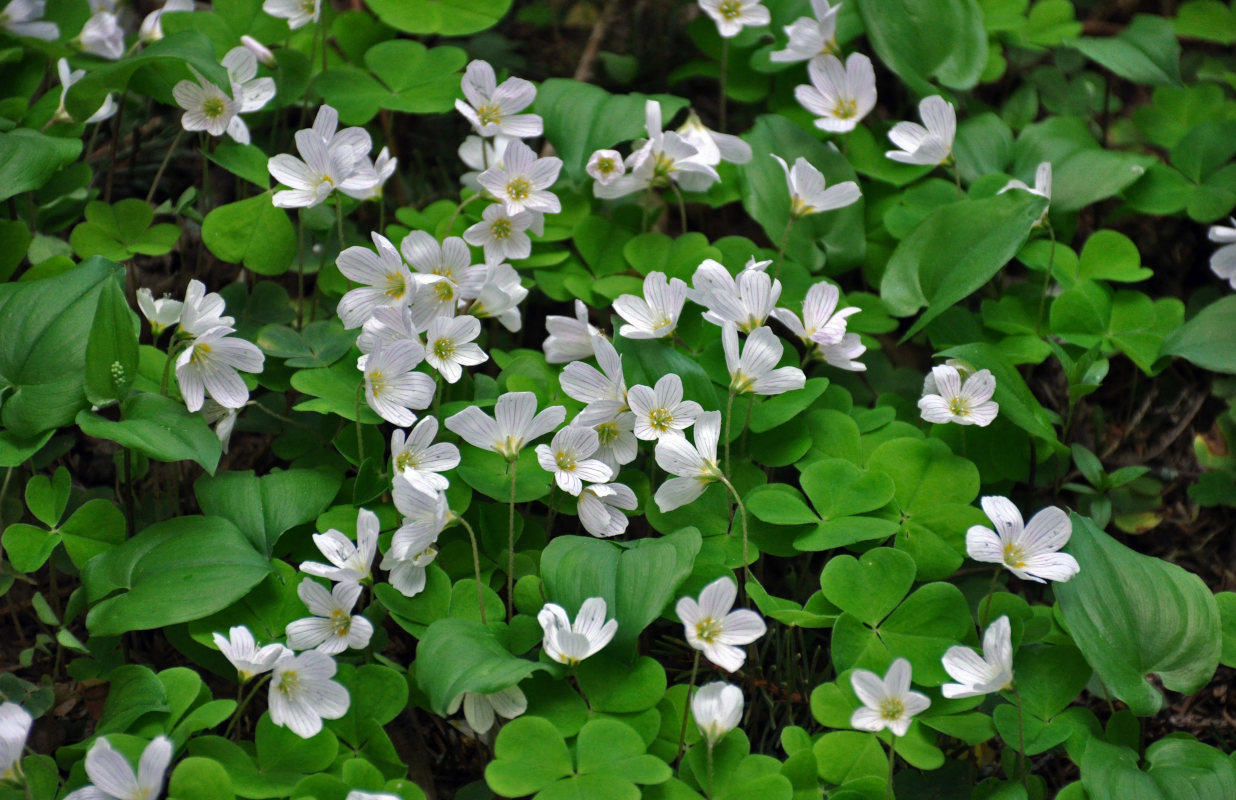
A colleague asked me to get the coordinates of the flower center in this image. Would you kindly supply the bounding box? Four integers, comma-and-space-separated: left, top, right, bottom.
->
730, 370, 754, 394
648, 407, 674, 432
395, 451, 419, 471
948, 397, 971, 417
301, 0, 316, 12
878, 697, 904, 721
833, 98, 857, 119
477, 104, 501, 125
498, 435, 523, 460
719, 0, 743, 19
276, 669, 300, 696
385, 274, 407, 299
412, 544, 438, 567
490, 218, 512, 239
596, 157, 616, 175
433, 280, 456, 302
190, 342, 212, 363
1003, 543, 1027, 569
433, 338, 455, 359
694, 617, 723, 643
652, 314, 673, 331
596, 422, 618, 445
790, 196, 815, 219
368, 370, 386, 397
555, 450, 576, 471
652, 152, 676, 180
203, 97, 227, 119
506, 177, 531, 200
330, 608, 351, 636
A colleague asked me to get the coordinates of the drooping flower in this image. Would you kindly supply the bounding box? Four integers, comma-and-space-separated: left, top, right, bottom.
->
53, 58, 118, 124
176, 327, 265, 412
1209, 218, 1236, 290
538, 598, 618, 665
285, 579, 373, 655
886, 95, 957, 166
268, 650, 349, 739
692, 682, 743, 745
653, 410, 723, 512
698, 0, 770, 38
998, 161, 1052, 226
468, 261, 529, 332
560, 334, 627, 424
769, 0, 841, 63
1, 0, 59, 40
447, 686, 527, 735
64, 736, 173, 800
177, 279, 233, 336
446, 391, 566, 461
535, 426, 614, 496
577, 482, 638, 538
300, 508, 379, 584
795, 53, 877, 134
543, 300, 601, 364
201, 401, 239, 454
173, 67, 238, 139
241, 35, 277, 68
424, 315, 488, 384
676, 576, 766, 672
360, 340, 434, 427
391, 417, 460, 493
942, 616, 1014, 699
771, 280, 860, 347
220, 45, 277, 145
135, 288, 182, 335
917, 364, 998, 427
627, 374, 703, 441
965, 496, 1079, 584
263, 0, 319, 29
614, 271, 689, 339
385, 477, 449, 596
586, 149, 626, 186
336, 232, 414, 329
0, 702, 32, 781
77, 10, 124, 60
770, 154, 861, 219
455, 59, 542, 138
478, 140, 563, 216
674, 111, 753, 192
850, 658, 930, 737
464, 203, 535, 265
819, 332, 867, 371
344, 146, 396, 201
722, 323, 806, 396
212, 625, 289, 682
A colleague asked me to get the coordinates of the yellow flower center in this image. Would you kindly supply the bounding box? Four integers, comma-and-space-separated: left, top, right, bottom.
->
385, 274, 407, 299
879, 697, 904, 721
330, 608, 351, 636
596, 422, 618, 445
948, 397, 971, 417
368, 370, 386, 397
203, 97, 226, 118
555, 451, 576, 471
730, 371, 754, 394
477, 104, 501, 125
277, 669, 300, 696
433, 338, 455, 359
596, 157, 616, 175
694, 617, 723, 643
506, 177, 531, 200
833, 98, 857, 119
433, 280, 456, 303
301, 0, 315, 12
648, 407, 674, 432
395, 451, 419, 471
190, 342, 212, 363
490, 218, 512, 239
1003, 543, 1027, 570
790, 196, 815, 219
719, 0, 743, 20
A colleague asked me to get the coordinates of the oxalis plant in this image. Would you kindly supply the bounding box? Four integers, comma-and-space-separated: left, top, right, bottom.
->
0, 0, 1235, 799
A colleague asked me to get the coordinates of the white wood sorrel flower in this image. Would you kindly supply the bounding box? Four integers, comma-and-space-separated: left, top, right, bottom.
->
383, 477, 448, 597
64, 736, 173, 800
173, 66, 238, 139
723, 323, 806, 396
268, 650, 349, 739
446, 391, 566, 461
391, 417, 460, 493
478, 140, 562, 215
966, 496, 1079, 583
464, 203, 536, 265
586, 148, 626, 186
628, 373, 703, 441
677, 576, 767, 672
942, 616, 1014, 699
285, 578, 373, 655
335, 231, 414, 329
535, 426, 613, 496
455, 59, 542, 138
654, 410, 723, 512
424, 315, 488, 384
794, 53, 877, 134
543, 300, 601, 364
1, 0, 59, 40
577, 482, 638, 538
300, 508, 379, 583
998, 160, 1052, 225
692, 681, 743, 745
690, 258, 781, 332
175, 326, 265, 412
0, 701, 32, 781
560, 333, 627, 424
614, 271, 688, 339
212, 625, 288, 683
269, 115, 378, 209
1207, 217, 1236, 290
769, 0, 841, 63
447, 686, 527, 735
886, 95, 957, 166
263, 0, 319, 29
771, 154, 862, 219
401, 231, 486, 325
850, 658, 930, 737
360, 340, 434, 427
699, 0, 770, 38
538, 597, 618, 665
135, 288, 182, 335
917, 364, 998, 426
771, 280, 860, 347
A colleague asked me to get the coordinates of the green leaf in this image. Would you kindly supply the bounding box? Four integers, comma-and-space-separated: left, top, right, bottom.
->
82, 516, 274, 636
0, 257, 121, 437
749, 378, 829, 433
0, 129, 82, 203
820, 548, 915, 628
857, 0, 988, 91
202, 193, 297, 276
1081, 738, 1236, 800
257, 320, 355, 368
256, 713, 338, 773
1, 524, 59, 572
792, 458, 900, 551
0, 219, 30, 283
194, 468, 342, 555
1011, 117, 1156, 212
1055, 514, 1222, 716
880, 192, 1045, 338
1173, 0, 1236, 44
59, 499, 126, 568
485, 716, 574, 796
416, 618, 549, 715
205, 142, 271, 188
1161, 295, 1236, 374
364, 0, 512, 35
939, 342, 1059, 442
315, 41, 467, 125
1069, 14, 1182, 87
290, 358, 384, 423
169, 756, 236, 800
24, 466, 69, 528
456, 446, 552, 503
1077, 230, 1152, 282
83, 274, 140, 405
576, 655, 667, 713
76, 392, 223, 474
97, 664, 170, 734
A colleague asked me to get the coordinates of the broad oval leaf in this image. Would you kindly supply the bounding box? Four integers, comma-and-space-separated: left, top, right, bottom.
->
1160, 295, 1236, 374
77, 392, 223, 475
416, 618, 550, 715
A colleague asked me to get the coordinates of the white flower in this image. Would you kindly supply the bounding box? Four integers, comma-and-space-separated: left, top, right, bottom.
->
628, 374, 703, 441
335, 232, 414, 329
301, 508, 379, 583
401, 231, 486, 325
53, 58, 117, 124
586, 149, 626, 186
424, 315, 488, 384
674, 111, 753, 192
357, 305, 420, 358
383, 479, 448, 597
220, 45, 276, 146
769, 0, 841, 62
176, 327, 264, 412
538, 598, 618, 665
917, 364, 998, 427
212, 625, 289, 682
478, 140, 563, 216
819, 332, 866, 371
597, 102, 719, 200
241, 35, 277, 68
677, 577, 766, 672
391, 417, 459, 493
560, 334, 627, 424
535, 426, 613, 496
346, 793, 401, 800
309, 105, 373, 169
286, 578, 374, 655
653, 410, 723, 512
965, 496, 1080, 584
577, 482, 638, 538
173, 67, 237, 139
464, 203, 535, 265
64, 736, 172, 800
794, 53, 877, 134
543, 301, 601, 364
0, 702, 32, 781
268, 650, 349, 739
698, 0, 770, 38
771, 280, 859, 347
614, 271, 688, 340
942, 616, 1014, 699
850, 658, 930, 737
446, 391, 566, 461
1, 0, 59, 40
770, 154, 861, 220
459, 133, 516, 190
886, 95, 957, 166
360, 340, 435, 427
691, 259, 781, 332
78, 11, 124, 60
455, 59, 542, 138
178, 279, 232, 336
469, 261, 529, 332
264, 0, 319, 29
590, 412, 638, 474
999, 161, 1052, 226
269, 119, 378, 209
723, 324, 805, 396
136, 288, 182, 335
345, 146, 396, 201
202, 401, 238, 454
1209, 218, 1236, 290
692, 682, 743, 745
447, 686, 527, 735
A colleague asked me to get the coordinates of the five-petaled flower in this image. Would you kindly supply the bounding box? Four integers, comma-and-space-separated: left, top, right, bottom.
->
917, 364, 998, 427
538, 598, 618, 665
850, 657, 930, 737
966, 496, 1080, 583
677, 576, 767, 672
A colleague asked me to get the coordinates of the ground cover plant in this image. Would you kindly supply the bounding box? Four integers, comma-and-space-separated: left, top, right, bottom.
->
1, 0, 1235, 798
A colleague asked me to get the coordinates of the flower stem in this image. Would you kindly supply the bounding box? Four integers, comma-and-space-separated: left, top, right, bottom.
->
886, 736, 897, 799
507, 458, 518, 621
160, 339, 186, 397
146, 128, 183, 204
296, 211, 306, 329
1034, 222, 1056, 337
676, 650, 700, 764
224, 675, 270, 740
670, 181, 688, 233
724, 390, 735, 484
773, 218, 795, 280
1014, 687, 1029, 792
706, 742, 715, 798
719, 475, 751, 586
445, 192, 483, 237
978, 566, 1001, 632
455, 515, 487, 625
353, 381, 365, 465
951, 159, 963, 198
